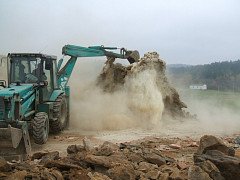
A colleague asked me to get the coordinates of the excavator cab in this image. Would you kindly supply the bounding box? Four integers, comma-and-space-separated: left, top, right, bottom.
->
9, 54, 57, 101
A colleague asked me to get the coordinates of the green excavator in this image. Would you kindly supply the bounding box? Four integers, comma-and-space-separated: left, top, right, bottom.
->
0, 45, 139, 161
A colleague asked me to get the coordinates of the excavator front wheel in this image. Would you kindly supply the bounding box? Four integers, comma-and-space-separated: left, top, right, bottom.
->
32, 112, 49, 145
50, 94, 68, 134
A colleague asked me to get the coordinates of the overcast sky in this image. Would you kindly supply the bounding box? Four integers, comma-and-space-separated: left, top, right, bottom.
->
0, 0, 239, 64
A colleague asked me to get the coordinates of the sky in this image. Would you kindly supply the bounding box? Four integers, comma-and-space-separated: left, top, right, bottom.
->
0, 0, 239, 65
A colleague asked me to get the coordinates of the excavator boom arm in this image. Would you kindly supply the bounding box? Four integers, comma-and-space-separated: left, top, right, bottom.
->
62, 45, 128, 58
57, 44, 139, 89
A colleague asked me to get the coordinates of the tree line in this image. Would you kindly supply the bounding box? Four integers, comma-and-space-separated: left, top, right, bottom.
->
168, 60, 240, 92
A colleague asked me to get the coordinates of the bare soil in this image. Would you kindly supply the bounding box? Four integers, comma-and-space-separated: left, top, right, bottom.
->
32, 128, 239, 157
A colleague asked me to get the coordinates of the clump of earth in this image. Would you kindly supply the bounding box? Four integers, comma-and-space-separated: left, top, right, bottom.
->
97, 52, 194, 123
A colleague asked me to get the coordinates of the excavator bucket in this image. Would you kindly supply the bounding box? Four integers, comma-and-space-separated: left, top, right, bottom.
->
0, 125, 31, 161
126, 50, 140, 64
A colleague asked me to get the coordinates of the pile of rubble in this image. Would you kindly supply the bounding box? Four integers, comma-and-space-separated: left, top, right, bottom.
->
97, 52, 193, 119
0, 135, 239, 179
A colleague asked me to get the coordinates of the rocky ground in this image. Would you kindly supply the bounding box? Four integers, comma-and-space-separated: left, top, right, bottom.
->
0, 133, 240, 180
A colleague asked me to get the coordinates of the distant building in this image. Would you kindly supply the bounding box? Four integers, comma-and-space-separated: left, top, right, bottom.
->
189, 84, 207, 90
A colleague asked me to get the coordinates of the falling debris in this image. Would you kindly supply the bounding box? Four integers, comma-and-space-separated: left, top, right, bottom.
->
69, 51, 198, 131
98, 52, 193, 123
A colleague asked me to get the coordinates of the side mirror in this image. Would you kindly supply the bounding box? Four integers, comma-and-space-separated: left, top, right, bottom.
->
45, 59, 52, 70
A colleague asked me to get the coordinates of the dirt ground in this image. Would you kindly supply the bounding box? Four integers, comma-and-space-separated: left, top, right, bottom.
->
30, 129, 199, 175
26, 128, 240, 180
32, 127, 239, 157
0, 121, 238, 180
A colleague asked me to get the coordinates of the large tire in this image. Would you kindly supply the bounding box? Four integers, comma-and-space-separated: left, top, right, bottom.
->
32, 112, 49, 145
50, 94, 68, 133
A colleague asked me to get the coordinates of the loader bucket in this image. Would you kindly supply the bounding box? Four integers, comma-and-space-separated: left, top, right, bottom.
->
0, 125, 31, 161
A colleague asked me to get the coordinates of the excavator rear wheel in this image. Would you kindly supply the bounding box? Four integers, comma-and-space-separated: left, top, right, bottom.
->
50, 94, 68, 134
32, 112, 49, 145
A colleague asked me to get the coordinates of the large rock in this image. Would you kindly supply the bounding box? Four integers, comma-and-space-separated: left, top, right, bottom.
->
196, 160, 224, 180
40, 151, 60, 164
142, 150, 166, 166
107, 164, 136, 180
177, 162, 189, 170
160, 165, 179, 175
13, 162, 37, 172
83, 154, 129, 169
137, 161, 158, 173
31, 151, 60, 164
84, 155, 115, 168
67, 145, 85, 154
44, 160, 82, 170
92, 141, 119, 156
194, 150, 240, 180
188, 165, 212, 180
125, 152, 144, 163
31, 152, 48, 160
197, 135, 234, 156
144, 153, 166, 166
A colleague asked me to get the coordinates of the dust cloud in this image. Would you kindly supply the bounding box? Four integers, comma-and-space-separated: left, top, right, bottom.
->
69, 52, 190, 131
69, 61, 164, 130
180, 93, 240, 135
124, 69, 164, 128
68, 52, 240, 137
69, 59, 138, 131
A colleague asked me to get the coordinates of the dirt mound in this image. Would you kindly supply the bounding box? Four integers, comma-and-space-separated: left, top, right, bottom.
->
97, 52, 192, 120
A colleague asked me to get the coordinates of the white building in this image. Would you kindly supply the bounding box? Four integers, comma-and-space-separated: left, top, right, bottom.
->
189, 84, 207, 90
